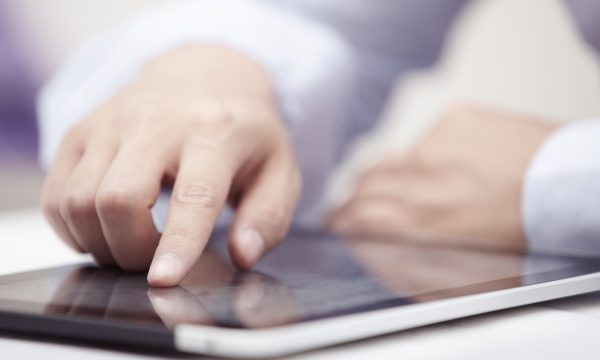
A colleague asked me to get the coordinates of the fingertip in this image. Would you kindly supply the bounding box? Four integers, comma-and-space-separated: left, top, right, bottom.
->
230, 228, 265, 270
147, 253, 183, 287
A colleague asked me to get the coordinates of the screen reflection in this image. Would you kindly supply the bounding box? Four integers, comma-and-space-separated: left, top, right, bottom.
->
3, 232, 596, 330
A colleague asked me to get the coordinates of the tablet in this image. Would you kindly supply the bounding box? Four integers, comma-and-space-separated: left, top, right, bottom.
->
0, 231, 599, 358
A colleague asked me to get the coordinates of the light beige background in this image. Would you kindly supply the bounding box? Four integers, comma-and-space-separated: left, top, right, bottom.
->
4, 0, 600, 208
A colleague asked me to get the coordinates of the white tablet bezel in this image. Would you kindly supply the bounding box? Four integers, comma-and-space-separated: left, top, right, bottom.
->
174, 272, 600, 358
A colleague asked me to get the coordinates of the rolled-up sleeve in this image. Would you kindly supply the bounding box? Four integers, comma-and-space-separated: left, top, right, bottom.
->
523, 119, 600, 257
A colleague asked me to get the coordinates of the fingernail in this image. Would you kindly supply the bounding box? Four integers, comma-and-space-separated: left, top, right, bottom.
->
239, 228, 265, 267
148, 253, 181, 286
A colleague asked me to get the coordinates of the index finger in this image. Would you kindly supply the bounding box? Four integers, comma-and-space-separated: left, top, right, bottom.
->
147, 145, 234, 287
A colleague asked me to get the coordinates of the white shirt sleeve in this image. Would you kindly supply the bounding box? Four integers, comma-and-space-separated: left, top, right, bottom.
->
37, 0, 358, 226
37, 0, 466, 228
523, 119, 600, 257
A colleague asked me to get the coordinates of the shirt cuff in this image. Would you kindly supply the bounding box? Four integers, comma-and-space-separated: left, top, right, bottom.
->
523, 119, 600, 257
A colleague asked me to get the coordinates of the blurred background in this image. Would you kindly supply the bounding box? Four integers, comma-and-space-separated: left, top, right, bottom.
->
1, 0, 599, 212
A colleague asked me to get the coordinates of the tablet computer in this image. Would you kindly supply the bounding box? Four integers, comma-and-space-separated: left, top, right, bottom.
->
0, 231, 599, 358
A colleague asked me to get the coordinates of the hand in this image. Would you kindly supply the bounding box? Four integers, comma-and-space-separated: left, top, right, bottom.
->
330, 105, 556, 251
41, 46, 302, 287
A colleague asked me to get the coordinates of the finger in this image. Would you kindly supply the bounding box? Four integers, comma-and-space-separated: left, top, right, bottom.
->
330, 198, 405, 237
363, 153, 412, 178
59, 136, 118, 266
41, 129, 85, 253
330, 172, 415, 228
148, 145, 234, 287
353, 172, 411, 202
330, 196, 450, 244
96, 142, 165, 272
228, 150, 301, 270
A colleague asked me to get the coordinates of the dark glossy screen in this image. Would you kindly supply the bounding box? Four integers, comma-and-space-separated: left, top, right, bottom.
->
1, 232, 599, 331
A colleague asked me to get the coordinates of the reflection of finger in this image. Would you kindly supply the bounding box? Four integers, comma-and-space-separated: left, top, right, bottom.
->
228, 150, 300, 270
233, 272, 299, 328
147, 287, 214, 329
233, 272, 268, 313
104, 273, 156, 323
69, 268, 120, 317
45, 267, 88, 315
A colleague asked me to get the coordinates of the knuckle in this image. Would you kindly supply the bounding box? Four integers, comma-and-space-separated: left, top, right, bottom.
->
185, 133, 221, 151
175, 185, 220, 210
95, 188, 141, 215
191, 101, 236, 128
62, 191, 97, 219
41, 193, 60, 220
203, 105, 236, 128
186, 102, 248, 143
118, 99, 163, 129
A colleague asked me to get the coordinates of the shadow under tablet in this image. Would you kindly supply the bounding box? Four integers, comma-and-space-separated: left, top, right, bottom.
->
0, 231, 599, 351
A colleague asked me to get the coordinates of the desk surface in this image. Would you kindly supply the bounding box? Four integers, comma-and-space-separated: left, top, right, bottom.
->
1, 209, 599, 360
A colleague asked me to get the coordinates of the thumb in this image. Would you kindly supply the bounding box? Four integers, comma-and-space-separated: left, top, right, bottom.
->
228, 153, 301, 269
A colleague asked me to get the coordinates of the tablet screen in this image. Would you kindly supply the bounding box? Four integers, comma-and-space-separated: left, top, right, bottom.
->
0, 232, 599, 332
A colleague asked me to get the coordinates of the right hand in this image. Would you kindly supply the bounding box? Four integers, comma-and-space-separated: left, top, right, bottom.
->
41, 45, 302, 287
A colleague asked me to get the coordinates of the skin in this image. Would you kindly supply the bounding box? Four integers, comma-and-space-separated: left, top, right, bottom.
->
330, 104, 558, 252
41, 45, 302, 287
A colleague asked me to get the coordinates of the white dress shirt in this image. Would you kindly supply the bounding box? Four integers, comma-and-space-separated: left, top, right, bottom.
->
38, 0, 600, 256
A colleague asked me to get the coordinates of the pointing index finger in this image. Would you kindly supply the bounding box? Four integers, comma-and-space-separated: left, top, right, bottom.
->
148, 146, 234, 287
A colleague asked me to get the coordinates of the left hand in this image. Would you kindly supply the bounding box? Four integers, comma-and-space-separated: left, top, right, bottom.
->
329, 105, 557, 251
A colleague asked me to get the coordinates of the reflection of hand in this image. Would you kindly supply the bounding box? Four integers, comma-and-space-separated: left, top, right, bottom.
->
149, 249, 300, 329
45, 267, 163, 324
330, 105, 556, 251
345, 238, 523, 301
45, 249, 232, 327
150, 271, 300, 329
231, 272, 300, 328
41, 45, 301, 287
46, 249, 300, 329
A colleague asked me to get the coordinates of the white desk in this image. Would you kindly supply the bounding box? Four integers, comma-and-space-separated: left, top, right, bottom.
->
1, 209, 599, 360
